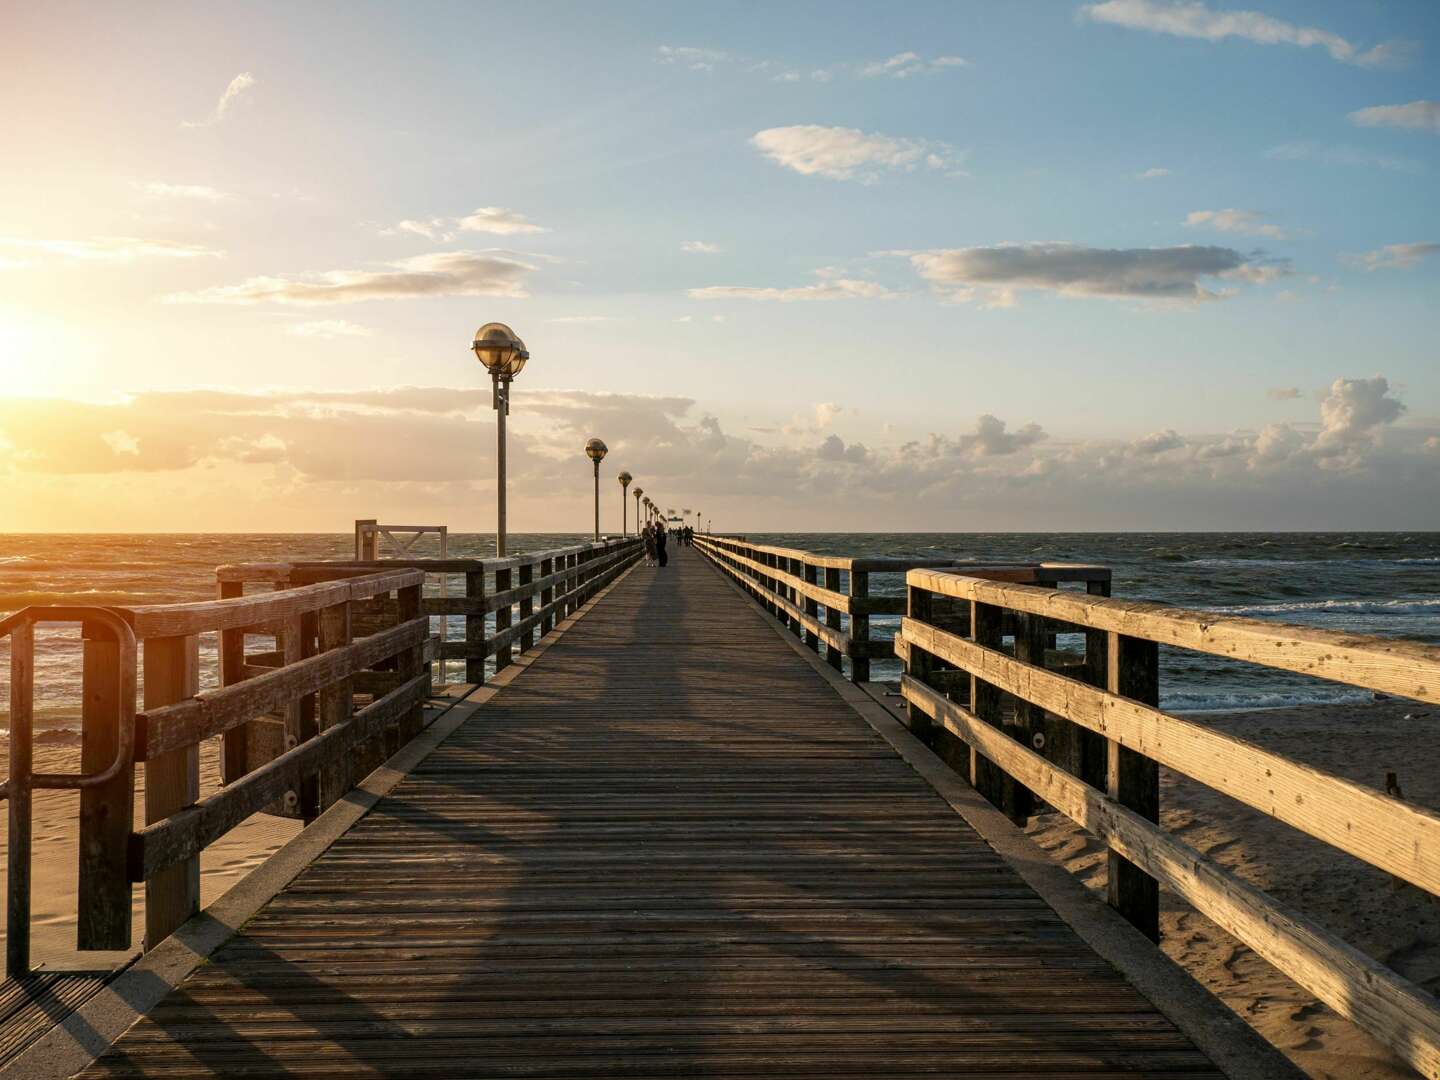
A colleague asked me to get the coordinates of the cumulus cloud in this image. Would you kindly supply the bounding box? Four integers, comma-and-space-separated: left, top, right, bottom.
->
859, 52, 968, 78
286, 319, 375, 338
681, 240, 722, 254
1081, 1, 1410, 67
165, 250, 535, 305
1343, 242, 1440, 272
1130, 429, 1185, 455
1314, 376, 1405, 460
1348, 101, 1440, 134
751, 125, 963, 182
182, 72, 256, 128
689, 268, 896, 302
1185, 208, 1287, 239
959, 415, 1048, 456
0, 236, 221, 261
899, 242, 1279, 305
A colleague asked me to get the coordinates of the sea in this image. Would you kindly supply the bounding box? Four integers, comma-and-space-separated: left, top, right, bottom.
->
2, 532, 1438, 738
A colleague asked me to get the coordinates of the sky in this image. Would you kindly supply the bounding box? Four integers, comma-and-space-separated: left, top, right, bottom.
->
0, 0, 1437, 532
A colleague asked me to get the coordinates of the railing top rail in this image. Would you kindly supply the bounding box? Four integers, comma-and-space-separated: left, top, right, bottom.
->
217, 537, 640, 582
908, 567, 1440, 705
126, 568, 425, 639
697, 534, 1109, 579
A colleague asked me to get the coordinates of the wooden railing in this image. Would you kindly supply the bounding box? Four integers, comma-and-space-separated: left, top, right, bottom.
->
0, 537, 644, 978
693, 534, 1109, 681
897, 567, 1440, 1077
218, 537, 643, 686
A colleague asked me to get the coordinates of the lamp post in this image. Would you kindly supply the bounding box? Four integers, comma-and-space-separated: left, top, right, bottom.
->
471, 323, 529, 558
585, 438, 608, 541
633, 486, 644, 531
617, 472, 632, 535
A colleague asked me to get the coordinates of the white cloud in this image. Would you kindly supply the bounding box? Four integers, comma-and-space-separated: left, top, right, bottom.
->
689, 269, 897, 302
1266, 387, 1301, 401
656, 45, 728, 71
959, 415, 1048, 456
1343, 242, 1440, 271
752, 125, 962, 182
0, 236, 221, 260
1185, 208, 1286, 239
681, 240, 722, 254
859, 52, 969, 78
101, 430, 140, 456
182, 72, 256, 129
547, 315, 627, 324
1137, 167, 1170, 179
900, 242, 1280, 305
382, 207, 547, 242
165, 250, 535, 305
1130, 429, 1185, 455
136, 182, 227, 202
1314, 376, 1405, 460
1081, 1, 1410, 67
1348, 101, 1440, 134
286, 319, 375, 338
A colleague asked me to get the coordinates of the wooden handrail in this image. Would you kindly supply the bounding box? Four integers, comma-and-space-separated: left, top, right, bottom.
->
899, 567, 1440, 1077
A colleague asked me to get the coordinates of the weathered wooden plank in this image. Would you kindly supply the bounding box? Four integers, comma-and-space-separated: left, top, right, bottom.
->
908, 568, 1440, 706
142, 634, 200, 950
903, 675, 1440, 1079
900, 617, 1440, 898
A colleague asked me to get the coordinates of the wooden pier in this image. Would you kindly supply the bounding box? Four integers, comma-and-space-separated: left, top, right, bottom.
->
15, 547, 1231, 1078
3, 532, 1439, 1077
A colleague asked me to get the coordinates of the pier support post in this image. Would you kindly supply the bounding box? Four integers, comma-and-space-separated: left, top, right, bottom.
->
519, 564, 534, 652
78, 620, 134, 950
824, 568, 844, 671
540, 557, 555, 637
968, 602, 1008, 811
1006, 611, 1046, 824
848, 570, 870, 683
397, 583, 425, 744
317, 600, 353, 808
495, 568, 513, 672
1106, 631, 1161, 942
466, 569, 486, 685
802, 564, 820, 652
144, 633, 200, 951
905, 584, 937, 746
218, 580, 254, 783
1078, 580, 1112, 791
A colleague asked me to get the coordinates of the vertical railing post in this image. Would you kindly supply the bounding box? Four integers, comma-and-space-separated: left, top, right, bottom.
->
218, 580, 252, 783
802, 562, 820, 652
519, 563, 535, 652
397, 582, 425, 744
1079, 580, 1112, 791
144, 633, 200, 950
824, 568, 844, 671
1106, 631, 1161, 941
78, 619, 134, 951
495, 567, 513, 672
849, 570, 870, 683
279, 615, 320, 818
1005, 611, 1046, 824
905, 582, 937, 745
317, 599, 353, 809
540, 557, 555, 636
7, 620, 34, 976
465, 569, 486, 686
968, 602, 1007, 809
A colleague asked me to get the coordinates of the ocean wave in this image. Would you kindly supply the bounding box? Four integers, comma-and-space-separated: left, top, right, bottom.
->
1164, 687, 1380, 713
1205, 597, 1440, 618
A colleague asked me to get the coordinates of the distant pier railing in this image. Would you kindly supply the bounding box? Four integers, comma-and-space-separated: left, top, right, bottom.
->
691, 534, 1109, 681
0, 536, 644, 978
898, 567, 1440, 1078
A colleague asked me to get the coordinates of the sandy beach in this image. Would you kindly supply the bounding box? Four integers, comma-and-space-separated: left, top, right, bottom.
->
1026, 699, 1440, 1080
0, 737, 300, 971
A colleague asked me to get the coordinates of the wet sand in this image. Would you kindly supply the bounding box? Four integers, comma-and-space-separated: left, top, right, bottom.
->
1026, 700, 1440, 1080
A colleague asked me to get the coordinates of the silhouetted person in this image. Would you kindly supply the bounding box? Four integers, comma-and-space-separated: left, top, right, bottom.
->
656, 522, 668, 568
643, 523, 657, 567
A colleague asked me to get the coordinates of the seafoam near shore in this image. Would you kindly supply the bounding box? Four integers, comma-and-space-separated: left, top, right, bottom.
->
1028, 700, 1440, 1080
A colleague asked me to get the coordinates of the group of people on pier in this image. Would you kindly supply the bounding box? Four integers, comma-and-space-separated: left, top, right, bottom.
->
641, 521, 695, 568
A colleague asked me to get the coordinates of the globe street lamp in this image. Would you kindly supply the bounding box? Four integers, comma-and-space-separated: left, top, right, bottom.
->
633, 486, 644, 531
585, 438, 608, 541
617, 472, 633, 535
472, 323, 529, 558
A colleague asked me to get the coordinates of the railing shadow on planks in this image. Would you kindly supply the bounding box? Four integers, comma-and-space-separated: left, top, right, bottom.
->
694, 533, 1440, 1078
0, 536, 643, 980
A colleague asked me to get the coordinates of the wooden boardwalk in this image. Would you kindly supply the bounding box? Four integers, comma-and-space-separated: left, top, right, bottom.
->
79, 547, 1220, 1078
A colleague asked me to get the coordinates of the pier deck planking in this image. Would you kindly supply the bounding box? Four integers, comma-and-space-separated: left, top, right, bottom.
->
79, 547, 1219, 1078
